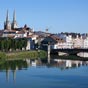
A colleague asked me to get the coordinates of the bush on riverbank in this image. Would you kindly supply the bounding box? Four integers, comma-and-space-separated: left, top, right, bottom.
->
0, 52, 6, 60
38, 50, 47, 58
6, 50, 47, 59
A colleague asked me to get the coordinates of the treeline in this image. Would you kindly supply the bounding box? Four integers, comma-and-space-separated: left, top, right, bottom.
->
0, 38, 27, 52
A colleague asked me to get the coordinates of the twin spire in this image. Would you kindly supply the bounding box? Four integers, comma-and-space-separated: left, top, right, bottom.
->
6, 10, 9, 22
4, 10, 18, 30
13, 10, 16, 22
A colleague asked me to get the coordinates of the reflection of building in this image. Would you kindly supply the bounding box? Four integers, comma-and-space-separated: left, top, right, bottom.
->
66, 60, 82, 68
26, 59, 42, 67
54, 59, 84, 69
26, 59, 31, 66
66, 60, 72, 67
77, 52, 88, 58
1, 58, 88, 83
31, 59, 42, 67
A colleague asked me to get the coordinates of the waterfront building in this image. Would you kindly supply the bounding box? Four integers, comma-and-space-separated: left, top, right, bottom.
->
54, 35, 73, 49
58, 34, 84, 49
26, 38, 34, 50
41, 34, 65, 50
73, 35, 84, 48
83, 35, 88, 48
65, 35, 73, 49
1, 10, 88, 50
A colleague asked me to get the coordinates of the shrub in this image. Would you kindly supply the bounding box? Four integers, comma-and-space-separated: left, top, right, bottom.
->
0, 52, 6, 60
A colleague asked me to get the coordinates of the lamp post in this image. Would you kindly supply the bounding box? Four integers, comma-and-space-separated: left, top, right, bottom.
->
48, 42, 50, 55
47, 42, 51, 64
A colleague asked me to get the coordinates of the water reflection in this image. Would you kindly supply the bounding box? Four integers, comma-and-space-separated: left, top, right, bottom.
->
54, 59, 88, 70
77, 52, 88, 57
0, 60, 28, 83
0, 58, 88, 83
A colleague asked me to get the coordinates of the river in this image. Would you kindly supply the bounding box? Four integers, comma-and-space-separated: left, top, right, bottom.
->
0, 57, 88, 88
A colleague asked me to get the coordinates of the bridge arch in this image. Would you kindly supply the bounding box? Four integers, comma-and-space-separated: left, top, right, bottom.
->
51, 49, 88, 55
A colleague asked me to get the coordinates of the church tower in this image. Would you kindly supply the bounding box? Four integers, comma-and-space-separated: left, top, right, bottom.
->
4, 10, 11, 30
11, 10, 18, 29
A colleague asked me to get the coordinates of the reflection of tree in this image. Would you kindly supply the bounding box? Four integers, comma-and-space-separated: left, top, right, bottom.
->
0, 60, 28, 71
6, 69, 10, 82
0, 60, 28, 83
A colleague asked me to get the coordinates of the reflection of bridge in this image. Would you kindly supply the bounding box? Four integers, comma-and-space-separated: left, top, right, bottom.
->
51, 49, 88, 55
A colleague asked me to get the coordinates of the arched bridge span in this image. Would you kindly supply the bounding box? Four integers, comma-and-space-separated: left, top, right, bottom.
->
51, 49, 88, 55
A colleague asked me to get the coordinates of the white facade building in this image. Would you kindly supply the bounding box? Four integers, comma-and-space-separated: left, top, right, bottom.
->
54, 35, 73, 49
26, 40, 31, 50
73, 35, 84, 48
54, 34, 88, 49
83, 36, 88, 48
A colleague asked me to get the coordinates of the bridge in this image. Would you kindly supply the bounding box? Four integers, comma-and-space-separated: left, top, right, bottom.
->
50, 48, 88, 55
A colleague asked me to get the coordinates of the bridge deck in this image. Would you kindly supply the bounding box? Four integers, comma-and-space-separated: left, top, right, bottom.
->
51, 48, 88, 55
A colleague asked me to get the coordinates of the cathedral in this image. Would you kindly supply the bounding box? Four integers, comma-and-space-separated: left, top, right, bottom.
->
2, 10, 33, 38
4, 10, 18, 30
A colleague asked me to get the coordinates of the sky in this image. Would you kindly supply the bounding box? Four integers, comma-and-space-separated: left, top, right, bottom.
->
0, 0, 88, 33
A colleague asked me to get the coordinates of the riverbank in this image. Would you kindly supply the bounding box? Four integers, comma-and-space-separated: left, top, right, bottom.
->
0, 50, 47, 60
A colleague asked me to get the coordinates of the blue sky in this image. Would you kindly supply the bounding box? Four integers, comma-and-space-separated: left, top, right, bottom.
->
0, 0, 88, 33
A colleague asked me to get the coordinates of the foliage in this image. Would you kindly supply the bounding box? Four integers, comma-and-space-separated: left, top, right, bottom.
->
0, 60, 28, 70
6, 50, 47, 59
0, 37, 27, 51
0, 52, 6, 60
38, 50, 47, 58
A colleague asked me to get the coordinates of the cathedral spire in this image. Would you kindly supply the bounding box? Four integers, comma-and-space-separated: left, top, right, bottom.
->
13, 10, 16, 22
4, 10, 11, 30
6, 10, 9, 22
12, 10, 18, 29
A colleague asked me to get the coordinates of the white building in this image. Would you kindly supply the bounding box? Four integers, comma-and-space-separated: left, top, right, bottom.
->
26, 39, 31, 50
55, 35, 73, 49
83, 36, 88, 48
73, 35, 84, 48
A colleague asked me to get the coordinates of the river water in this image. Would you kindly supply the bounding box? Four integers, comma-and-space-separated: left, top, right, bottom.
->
0, 57, 88, 88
